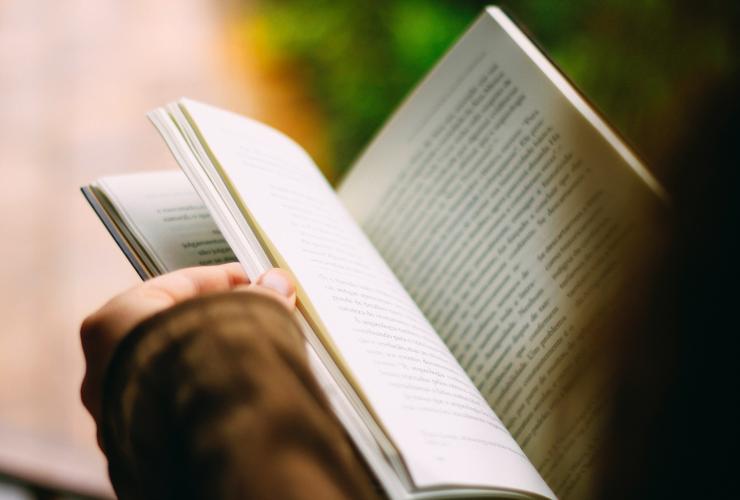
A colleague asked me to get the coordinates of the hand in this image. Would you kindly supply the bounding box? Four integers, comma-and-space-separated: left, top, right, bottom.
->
80, 263, 296, 428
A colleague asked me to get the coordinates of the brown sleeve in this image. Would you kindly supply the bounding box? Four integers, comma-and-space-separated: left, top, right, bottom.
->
100, 291, 380, 500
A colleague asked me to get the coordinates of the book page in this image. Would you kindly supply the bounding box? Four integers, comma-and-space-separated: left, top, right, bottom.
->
179, 99, 553, 498
97, 171, 235, 273
339, 8, 662, 499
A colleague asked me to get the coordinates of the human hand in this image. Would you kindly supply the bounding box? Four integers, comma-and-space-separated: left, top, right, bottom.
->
80, 263, 296, 427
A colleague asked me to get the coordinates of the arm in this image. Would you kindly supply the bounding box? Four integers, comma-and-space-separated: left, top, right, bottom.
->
80, 265, 378, 500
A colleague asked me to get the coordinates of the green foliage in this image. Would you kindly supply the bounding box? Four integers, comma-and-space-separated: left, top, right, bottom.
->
257, 0, 736, 175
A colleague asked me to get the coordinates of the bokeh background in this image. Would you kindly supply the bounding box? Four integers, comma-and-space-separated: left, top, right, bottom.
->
0, 0, 735, 498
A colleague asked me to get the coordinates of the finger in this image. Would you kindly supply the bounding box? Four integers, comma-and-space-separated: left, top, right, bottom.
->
80, 263, 251, 422
82, 263, 249, 351
142, 262, 250, 304
256, 268, 295, 300
85, 263, 250, 345
234, 268, 297, 310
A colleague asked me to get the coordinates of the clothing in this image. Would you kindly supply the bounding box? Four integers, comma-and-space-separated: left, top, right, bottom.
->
101, 291, 380, 500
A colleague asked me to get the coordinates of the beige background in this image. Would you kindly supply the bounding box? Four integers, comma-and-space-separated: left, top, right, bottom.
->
0, 0, 324, 496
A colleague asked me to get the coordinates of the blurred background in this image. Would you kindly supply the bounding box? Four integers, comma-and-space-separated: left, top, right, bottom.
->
0, 0, 735, 498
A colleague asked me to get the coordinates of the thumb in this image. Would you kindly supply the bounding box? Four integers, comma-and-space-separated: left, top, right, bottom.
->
238, 268, 296, 309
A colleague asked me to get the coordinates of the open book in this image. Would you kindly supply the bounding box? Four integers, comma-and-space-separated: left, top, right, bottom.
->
83, 7, 664, 499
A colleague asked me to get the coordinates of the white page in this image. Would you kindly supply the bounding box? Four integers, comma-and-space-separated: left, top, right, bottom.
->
339, 8, 661, 499
179, 99, 553, 498
98, 171, 236, 272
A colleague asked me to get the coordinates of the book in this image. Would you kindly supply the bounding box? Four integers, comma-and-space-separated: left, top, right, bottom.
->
83, 7, 665, 499
82, 170, 236, 279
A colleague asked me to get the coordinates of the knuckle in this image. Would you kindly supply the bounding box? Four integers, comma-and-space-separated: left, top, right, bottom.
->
79, 314, 99, 346
80, 376, 92, 410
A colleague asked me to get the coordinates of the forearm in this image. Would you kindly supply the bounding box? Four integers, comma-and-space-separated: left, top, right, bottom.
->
100, 291, 378, 500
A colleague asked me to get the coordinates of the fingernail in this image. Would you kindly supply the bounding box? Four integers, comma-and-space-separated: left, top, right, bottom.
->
257, 269, 295, 298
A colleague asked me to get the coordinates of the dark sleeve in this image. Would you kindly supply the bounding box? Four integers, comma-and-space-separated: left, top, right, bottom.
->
100, 291, 380, 500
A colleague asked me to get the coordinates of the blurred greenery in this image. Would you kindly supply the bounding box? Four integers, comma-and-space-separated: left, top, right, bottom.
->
254, 0, 736, 180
